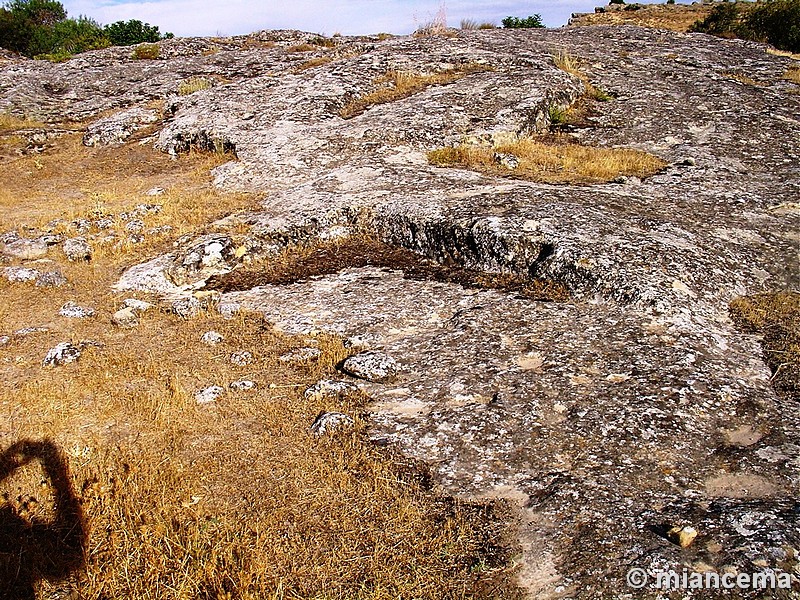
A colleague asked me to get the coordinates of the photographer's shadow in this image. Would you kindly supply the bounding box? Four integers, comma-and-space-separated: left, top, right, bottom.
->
0, 439, 87, 600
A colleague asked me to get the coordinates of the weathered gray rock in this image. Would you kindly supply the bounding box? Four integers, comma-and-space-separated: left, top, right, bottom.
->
171, 296, 202, 319
1, 238, 48, 260
111, 307, 139, 328
42, 342, 81, 366
201, 330, 224, 345
340, 351, 399, 383
310, 411, 354, 435
122, 298, 154, 313
83, 106, 159, 146
59, 301, 95, 319
278, 347, 321, 363
304, 379, 360, 401
10, 24, 798, 598
15, 326, 48, 336
34, 270, 66, 287
230, 351, 254, 366
2, 266, 39, 282
230, 380, 256, 391
62, 237, 91, 261
0, 335, 9, 347
195, 385, 225, 404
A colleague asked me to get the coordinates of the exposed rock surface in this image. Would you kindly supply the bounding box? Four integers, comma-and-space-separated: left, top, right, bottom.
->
3, 26, 798, 597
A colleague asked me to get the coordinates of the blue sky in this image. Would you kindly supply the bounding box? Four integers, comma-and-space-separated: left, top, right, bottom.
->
59, 0, 665, 37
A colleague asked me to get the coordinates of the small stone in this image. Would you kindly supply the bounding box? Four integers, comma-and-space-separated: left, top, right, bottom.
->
230, 351, 254, 366
122, 298, 153, 313
0, 335, 10, 346
172, 296, 202, 319
35, 270, 67, 287
304, 379, 360, 401
682, 157, 696, 166
39, 233, 63, 246
125, 219, 145, 233
62, 237, 92, 261
15, 326, 49, 336
2, 266, 40, 282
279, 347, 322, 363
111, 307, 139, 328
133, 203, 161, 215
340, 351, 399, 383
310, 411, 354, 435
94, 217, 115, 230
668, 525, 698, 548
59, 301, 95, 319
201, 331, 224, 345
1, 238, 48, 260
493, 152, 520, 170
43, 342, 81, 367
230, 380, 256, 391
195, 385, 225, 404
145, 187, 165, 196
71, 219, 91, 234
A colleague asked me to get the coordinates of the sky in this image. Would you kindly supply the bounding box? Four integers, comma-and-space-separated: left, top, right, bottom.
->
59, 0, 662, 38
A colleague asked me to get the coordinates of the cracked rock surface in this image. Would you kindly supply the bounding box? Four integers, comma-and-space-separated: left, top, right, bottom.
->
3, 25, 798, 597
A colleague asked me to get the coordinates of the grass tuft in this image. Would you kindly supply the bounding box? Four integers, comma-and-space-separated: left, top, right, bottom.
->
340, 64, 491, 119
785, 63, 800, 83
0, 112, 44, 132
132, 43, 160, 60
552, 51, 612, 101
730, 292, 800, 400
428, 135, 667, 185
177, 77, 213, 96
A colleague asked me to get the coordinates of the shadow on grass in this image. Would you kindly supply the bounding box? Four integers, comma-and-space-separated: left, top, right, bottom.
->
0, 439, 86, 600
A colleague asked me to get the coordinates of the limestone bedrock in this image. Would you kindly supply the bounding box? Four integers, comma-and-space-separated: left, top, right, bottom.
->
4, 25, 798, 597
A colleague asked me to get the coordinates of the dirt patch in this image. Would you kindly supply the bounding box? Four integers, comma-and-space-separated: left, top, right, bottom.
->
204, 237, 571, 302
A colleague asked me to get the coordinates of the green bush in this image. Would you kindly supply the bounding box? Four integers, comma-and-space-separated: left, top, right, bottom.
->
104, 19, 171, 46
691, 0, 799, 52
0, 0, 172, 60
747, 0, 800, 53
609, 0, 625, 5
502, 15, 545, 28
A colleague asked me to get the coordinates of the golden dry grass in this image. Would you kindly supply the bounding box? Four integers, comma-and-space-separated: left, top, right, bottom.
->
0, 126, 520, 598
428, 135, 667, 185
178, 76, 214, 96
340, 65, 490, 119
785, 64, 800, 84
0, 112, 45, 132
722, 72, 766, 86
730, 292, 800, 400
568, 3, 715, 32
286, 43, 317, 53
293, 56, 334, 72
552, 52, 612, 102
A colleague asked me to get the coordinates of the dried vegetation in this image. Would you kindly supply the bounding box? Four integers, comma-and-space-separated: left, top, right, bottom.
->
0, 122, 521, 598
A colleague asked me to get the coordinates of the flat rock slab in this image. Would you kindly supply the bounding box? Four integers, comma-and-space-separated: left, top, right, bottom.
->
4, 25, 798, 597
222, 267, 799, 596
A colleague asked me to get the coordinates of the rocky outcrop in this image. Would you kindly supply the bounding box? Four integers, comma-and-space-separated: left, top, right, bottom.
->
2, 26, 798, 597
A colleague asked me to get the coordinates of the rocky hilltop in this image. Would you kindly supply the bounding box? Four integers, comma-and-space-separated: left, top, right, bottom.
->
1, 25, 798, 598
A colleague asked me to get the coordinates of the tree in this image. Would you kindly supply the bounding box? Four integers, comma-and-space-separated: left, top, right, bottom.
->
502, 15, 545, 28
104, 19, 172, 46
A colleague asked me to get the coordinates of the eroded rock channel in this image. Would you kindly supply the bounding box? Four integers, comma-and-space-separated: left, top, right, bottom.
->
3, 24, 798, 597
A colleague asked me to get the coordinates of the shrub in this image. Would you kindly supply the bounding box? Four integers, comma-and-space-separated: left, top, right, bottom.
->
178, 76, 213, 95
104, 19, 172, 46
667, 0, 675, 4
746, 0, 800, 53
478, 22, 497, 29
690, 0, 799, 53
609, 0, 625, 5
502, 15, 545, 28
132, 42, 159, 59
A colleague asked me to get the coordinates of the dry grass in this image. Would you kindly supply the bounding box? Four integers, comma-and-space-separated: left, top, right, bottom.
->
286, 43, 317, 53
293, 56, 334, 72
0, 112, 45, 132
723, 72, 766, 86
340, 64, 490, 119
132, 44, 160, 60
178, 77, 214, 96
552, 52, 612, 101
568, 3, 715, 32
0, 124, 521, 598
428, 134, 667, 185
730, 292, 800, 401
785, 64, 800, 84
